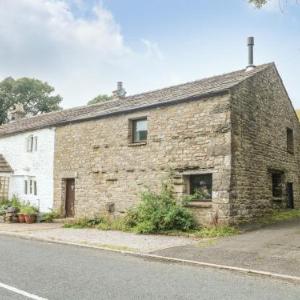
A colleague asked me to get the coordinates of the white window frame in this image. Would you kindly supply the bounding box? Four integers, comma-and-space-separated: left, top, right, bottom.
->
24, 177, 37, 196
24, 180, 28, 194
26, 135, 38, 152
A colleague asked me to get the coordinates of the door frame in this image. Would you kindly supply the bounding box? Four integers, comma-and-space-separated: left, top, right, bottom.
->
286, 182, 294, 209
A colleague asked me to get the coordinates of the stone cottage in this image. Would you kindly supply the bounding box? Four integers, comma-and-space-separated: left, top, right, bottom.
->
52, 62, 300, 224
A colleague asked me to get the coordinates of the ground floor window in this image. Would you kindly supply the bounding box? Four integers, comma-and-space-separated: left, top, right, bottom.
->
189, 174, 212, 201
0, 176, 9, 199
24, 178, 37, 196
272, 173, 283, 198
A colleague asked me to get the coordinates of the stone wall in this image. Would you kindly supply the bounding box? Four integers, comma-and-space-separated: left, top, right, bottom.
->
53, 93, 232, 224
230, 65, 300, 223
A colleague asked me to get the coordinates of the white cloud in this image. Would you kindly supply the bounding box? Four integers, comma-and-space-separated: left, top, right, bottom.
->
141, 39, 164, 61
0, 0, 165, 107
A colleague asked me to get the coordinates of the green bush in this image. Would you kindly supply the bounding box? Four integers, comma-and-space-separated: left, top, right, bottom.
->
40, 210, 60, 223
0, 195, 23, 214
0, 199, 11, 207
20, 203, 38, 215
124, 184, 196, 234
11, 195, 22, 210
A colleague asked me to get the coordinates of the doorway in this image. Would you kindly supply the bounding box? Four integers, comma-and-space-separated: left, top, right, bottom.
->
65, 179, 75, 217
287, 182, 294, 209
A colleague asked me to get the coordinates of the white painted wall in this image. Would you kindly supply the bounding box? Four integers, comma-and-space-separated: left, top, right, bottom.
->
0, 128, 55, 212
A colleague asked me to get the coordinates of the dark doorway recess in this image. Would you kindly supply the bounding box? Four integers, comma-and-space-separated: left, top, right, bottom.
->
65, 179, 75, 217
287, 182, 294, 209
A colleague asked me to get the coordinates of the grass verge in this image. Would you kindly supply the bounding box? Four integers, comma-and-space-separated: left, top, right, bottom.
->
255, 209, 300, 225
63, 216, 239, 239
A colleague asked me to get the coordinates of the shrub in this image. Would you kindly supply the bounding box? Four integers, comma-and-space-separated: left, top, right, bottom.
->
124, 184, 196, 234
40, 210, 60, 223
0, 206, 6, 216
0, 195, 23, 214
20, 203, 38, 215
11, 195, 22, 210
0, 199, 11, 207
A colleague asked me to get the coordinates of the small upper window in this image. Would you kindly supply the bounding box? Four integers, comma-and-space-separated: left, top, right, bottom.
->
34, 136, 38, 151
132, 118, 148, 143
26, 135, 38, 152
189, 174, 212, 201
287, 128, 294, 154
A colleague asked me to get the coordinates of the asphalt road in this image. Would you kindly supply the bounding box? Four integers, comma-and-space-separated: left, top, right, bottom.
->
0, 235, 299, 300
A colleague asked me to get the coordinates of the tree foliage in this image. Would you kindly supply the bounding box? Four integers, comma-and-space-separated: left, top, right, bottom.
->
0, 77, 62, 125
249, 0, 268, 7
87, 94, 113, 105
249, 0, 298, 8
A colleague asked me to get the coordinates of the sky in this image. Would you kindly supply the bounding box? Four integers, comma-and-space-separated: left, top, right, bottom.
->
0, 0, 299, 108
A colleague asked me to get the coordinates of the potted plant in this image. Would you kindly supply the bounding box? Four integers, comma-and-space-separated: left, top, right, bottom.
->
18, 212, 26, 223
21, 205, 38, 224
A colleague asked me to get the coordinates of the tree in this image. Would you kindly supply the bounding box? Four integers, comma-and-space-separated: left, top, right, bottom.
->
87, 94, 113, 105
249, 0, 268, 7
0, 77, 62, 125
249, 0, 298, 8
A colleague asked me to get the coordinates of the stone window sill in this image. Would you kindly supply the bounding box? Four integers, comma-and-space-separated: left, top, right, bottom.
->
128, 142, 147, 147
272, 197, 283, 202
185, 201, 212, 208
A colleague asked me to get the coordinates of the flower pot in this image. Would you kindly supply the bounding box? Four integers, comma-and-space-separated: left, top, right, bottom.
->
24, 214, 37, 224
18, 214, 25, 223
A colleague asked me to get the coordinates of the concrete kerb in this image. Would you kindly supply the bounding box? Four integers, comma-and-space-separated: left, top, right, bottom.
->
1, 230, 300, 284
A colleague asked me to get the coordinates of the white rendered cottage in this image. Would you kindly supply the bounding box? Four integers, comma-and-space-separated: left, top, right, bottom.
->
0, 103, 107, 212
0, 127, 56, 212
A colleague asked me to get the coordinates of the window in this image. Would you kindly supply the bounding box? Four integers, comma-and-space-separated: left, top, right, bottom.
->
34, 180, 37, 196
34, 136, 38, 151
29, 180, 33, 194
287, 128, 294, 154
24, 179, 37, 196
24, 180, 28, 194
272, 173, 283, 198
132, 118, 147, 143
189, 174, 212, 201
26, 135, 38, 152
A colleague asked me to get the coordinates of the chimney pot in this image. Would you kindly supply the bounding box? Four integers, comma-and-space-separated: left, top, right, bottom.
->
8, 103, 26, 122
113, 81, 126, 99
246, 36, 255, 71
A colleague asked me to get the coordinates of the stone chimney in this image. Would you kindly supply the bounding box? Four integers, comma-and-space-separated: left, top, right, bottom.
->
112, 81, 126, 99
8, 103, 26, 122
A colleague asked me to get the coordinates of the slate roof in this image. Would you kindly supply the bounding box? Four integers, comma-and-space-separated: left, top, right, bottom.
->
0, 154, 13, 173
0, 63, 273, 137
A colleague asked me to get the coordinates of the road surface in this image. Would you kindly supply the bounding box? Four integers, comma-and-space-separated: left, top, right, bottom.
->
0, 235, 299, 300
